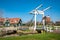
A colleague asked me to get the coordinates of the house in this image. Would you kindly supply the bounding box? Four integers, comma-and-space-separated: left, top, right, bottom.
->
8, 18, 21, 27
0, 18, 22, 27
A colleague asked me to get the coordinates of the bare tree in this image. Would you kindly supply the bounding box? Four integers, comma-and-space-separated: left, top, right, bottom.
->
0, 10, 3, 18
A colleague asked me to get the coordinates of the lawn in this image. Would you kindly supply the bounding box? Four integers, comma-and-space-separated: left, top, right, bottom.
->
0, 33, 60, 40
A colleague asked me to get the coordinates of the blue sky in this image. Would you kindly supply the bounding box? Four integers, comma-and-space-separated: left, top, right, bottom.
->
0, 0, 60, 23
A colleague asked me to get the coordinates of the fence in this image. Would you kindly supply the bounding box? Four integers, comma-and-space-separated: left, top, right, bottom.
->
46, 26, 60, 32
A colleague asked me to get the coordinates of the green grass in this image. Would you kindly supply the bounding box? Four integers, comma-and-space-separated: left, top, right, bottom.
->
0, 33, 60, 40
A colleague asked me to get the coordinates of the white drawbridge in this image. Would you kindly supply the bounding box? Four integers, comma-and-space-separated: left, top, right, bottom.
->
29, 4, 51, 31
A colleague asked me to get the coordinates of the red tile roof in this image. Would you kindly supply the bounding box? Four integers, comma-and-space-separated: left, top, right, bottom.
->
0, 18, 20, 24
9, 18, 20, 24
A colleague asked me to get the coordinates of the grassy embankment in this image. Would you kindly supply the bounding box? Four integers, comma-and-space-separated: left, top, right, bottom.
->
0, 33, 60, 40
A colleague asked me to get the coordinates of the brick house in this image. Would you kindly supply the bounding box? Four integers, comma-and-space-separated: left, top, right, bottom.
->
43, 15, 51, 25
